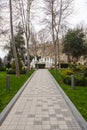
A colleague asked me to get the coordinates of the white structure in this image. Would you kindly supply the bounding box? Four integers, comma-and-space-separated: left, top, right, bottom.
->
30, 57, 53, 68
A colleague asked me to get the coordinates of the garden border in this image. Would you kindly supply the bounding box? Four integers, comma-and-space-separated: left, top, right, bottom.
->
49, 70, 87, 130
0, 71, 36, 126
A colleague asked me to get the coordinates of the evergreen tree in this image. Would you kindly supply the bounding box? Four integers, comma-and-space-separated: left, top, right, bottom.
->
5, 23, 26, 70
14, 24, 26, 63
63, 28, 86, 63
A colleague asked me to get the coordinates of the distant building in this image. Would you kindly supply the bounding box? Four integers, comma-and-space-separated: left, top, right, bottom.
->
29, 42, 68, 64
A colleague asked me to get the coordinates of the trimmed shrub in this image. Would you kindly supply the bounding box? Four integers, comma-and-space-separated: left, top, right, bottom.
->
58, 63, 69, 68
7, 68, 15, 74
35, 63, 46, 69
7, 68, 26, 74
0, 59, 6, 71
0, 67, 6, 71
20, 69, 26, 74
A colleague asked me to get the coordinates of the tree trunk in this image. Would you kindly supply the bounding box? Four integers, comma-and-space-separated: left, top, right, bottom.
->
56, 0, 62, 70
54, 42, 57, 71
67, 54, 71, 63
57, 38, 61, 69
51, 1, 57, 72
9, 0, 20, 76
26, 35, 30, 71
26, 0, 31, 72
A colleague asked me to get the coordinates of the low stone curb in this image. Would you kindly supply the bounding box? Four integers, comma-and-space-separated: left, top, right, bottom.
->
49, 70, 87, 130
0, 71, 36, 126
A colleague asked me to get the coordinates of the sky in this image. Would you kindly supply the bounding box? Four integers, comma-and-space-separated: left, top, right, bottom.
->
0, 0, 87, 59
69, 0, 87, 27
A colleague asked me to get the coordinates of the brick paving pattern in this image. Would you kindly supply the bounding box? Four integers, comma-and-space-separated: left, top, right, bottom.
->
0, 69, 82, 130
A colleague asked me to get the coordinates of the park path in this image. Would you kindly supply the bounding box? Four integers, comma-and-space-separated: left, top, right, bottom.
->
0, 69, 82, 130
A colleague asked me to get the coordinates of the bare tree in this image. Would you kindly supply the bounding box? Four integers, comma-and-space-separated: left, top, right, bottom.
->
38, 28, 49, 58
0, 5, 3, 35
0, 1, 9, 35
43, 0, 73, 70
30, 27, 38, 57
9, 0, 20, 76
18, 0, 34, 71
55, 0, 73, 68
43, 0, 58, 71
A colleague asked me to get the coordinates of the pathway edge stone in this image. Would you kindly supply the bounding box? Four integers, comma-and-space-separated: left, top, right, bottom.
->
0, 70, 36, 126
49, 70, 87, 130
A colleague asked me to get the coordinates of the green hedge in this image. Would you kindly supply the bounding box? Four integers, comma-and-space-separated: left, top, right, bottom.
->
20, 69, 26, 74
58, 63, 69, 68
7, 69, 15, 74
7, 68, 26, 74
0, 67, 6, 71
35, 63, 46, 69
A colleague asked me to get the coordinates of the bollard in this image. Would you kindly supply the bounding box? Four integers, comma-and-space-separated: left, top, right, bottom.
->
6, 75, 10, 92
71, 75, 75, 90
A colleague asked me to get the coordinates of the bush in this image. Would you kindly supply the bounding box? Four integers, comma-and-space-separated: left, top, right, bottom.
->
69, 64, 77, 69
7, 68, 26, 74
60, 70, 72, 85
5, 63, 11, 69
69, 64, 87, 73
50, 67, 54, 70
62, 75, 71, 85
35, 63, 46, 69
20, 69, 26, 74
11, 60, 23, 70
0, 67, 6, 71
58, 63, 69, 68
7, 68, 15, 74
11, 61, 15, 70
61, 69, 73, 75
84, 62, 87, 65
82, 66, 87, 72
70, 65, 81, 72
74, 76, 87, 86
62, 74, 87, 86
69, 64, 81, 72
60, 68, 87, 86
84, 71, 87, 77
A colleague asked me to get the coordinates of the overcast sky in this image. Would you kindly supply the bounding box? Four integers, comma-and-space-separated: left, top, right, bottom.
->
69, 0, 87, 27
0, 0, 87, 58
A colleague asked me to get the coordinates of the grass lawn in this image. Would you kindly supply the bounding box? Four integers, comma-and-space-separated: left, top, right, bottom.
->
0, 70, 34, 112
50, 70, 87, 121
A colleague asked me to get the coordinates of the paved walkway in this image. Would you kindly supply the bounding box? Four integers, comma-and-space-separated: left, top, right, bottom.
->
0, 69, 82, 130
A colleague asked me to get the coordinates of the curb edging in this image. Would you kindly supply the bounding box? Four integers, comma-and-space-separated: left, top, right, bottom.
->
49, 70, 87, 130
0, 71, 36, 126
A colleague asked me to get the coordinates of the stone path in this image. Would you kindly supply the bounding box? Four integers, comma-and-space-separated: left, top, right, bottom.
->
0, 69, 82, 130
